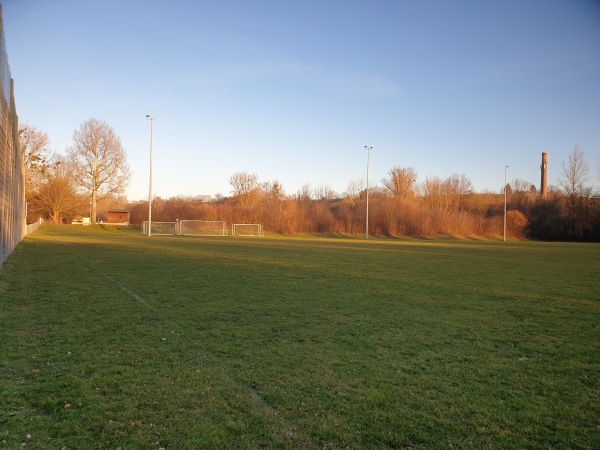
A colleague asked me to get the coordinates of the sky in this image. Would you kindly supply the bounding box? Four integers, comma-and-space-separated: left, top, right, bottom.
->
2, 0, 599, 201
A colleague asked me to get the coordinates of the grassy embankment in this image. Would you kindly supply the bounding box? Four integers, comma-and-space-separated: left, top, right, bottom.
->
1, 225, 598, 449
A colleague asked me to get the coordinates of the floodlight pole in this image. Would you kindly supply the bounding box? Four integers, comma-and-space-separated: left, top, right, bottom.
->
365, 146, 373, 239
504, 165, 508, 242
146, 115, 155, 237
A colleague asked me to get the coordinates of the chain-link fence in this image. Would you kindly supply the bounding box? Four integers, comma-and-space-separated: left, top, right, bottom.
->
0, 8, 26, 266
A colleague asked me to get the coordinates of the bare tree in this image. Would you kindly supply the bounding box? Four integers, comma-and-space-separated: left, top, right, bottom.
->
381, 166, 417, 200
33, 155, 81, 224
560, 145, 591, 236
67, 118, 131, 224
19, 124, 51, 196
445, 173, 473, 210
344, 179, 365, 199
263, 180, 285, 201
561, 145, 590, 197
447, 173, 473, 196
296, 183, 312, 201
312, 184, 336, 200
229, 172, 260, 207
419, 174, 472, 215
420, 175, 450, 214
509, 178, 535, 213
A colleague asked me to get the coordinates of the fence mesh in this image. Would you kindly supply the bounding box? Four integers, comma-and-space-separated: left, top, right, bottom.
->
0, 7, 26, 266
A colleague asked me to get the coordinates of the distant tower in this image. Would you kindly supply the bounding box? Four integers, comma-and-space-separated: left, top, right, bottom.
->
540, 152, 549, 198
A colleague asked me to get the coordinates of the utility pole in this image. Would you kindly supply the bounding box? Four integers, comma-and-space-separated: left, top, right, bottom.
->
504, 165, 508, 242
364, 146, 373, 239
146, 115, 155, 236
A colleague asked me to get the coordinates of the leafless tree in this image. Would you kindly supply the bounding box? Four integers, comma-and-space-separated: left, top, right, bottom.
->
67, 118, 131, 224
447, 173, 473, 196
381, 166, 417, 200
33, 155, 82, 223
511, 179, 532, 193
19, 124, 51, 196
561, 145, 590, 197
229, 171, 260, 207
560, 145, 591, 237
420, 176, 450, 214
445, 173, 473, 210
509, 178, 535, 213
312, 184, 336, 200
260, 180, 286, 231
263, 180, 286, 201
419, 174, 472, 215
344, 179, 365, 199
296, 183, 312, 201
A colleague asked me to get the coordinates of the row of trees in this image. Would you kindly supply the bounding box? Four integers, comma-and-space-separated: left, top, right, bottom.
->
20, 119, 599, 240
128, 190, 524, 238
20, 118, 130, 224
128, 151, 598, 240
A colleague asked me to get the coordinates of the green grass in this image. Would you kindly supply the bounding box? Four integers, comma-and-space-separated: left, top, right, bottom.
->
1, 225, 598, 449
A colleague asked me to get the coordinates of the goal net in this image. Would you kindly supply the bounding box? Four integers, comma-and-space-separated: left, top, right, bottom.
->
231, 223, 264, 236
141, 221, 177, 235
178, 220, 227, 236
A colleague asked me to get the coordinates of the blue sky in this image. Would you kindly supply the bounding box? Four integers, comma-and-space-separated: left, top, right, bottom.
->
3, 0, 599, 200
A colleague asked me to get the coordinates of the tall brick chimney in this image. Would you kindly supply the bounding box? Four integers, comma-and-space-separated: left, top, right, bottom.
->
540, 152, 548, 198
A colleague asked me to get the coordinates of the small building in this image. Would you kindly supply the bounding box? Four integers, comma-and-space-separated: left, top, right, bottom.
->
107, 209, 131, 224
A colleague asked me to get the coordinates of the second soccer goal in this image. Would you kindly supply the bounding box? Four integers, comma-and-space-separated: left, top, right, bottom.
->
231, 223, 264, 236
178, 220, 227, 236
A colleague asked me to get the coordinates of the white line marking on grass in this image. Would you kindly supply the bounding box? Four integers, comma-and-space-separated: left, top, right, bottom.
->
56, 238, 159, 313
95, 268, 157, 310
56, 236, 301, 439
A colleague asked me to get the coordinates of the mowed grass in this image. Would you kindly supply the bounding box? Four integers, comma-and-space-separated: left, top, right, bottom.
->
0, 225, 598, 449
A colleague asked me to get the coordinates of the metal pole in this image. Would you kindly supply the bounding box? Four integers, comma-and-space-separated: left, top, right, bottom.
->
91, 157, 97, 224
146, 115, 154, 237
364, 146, 373, 239
504, 165, 508, 242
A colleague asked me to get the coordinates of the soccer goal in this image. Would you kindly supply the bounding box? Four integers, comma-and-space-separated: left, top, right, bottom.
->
178, 220, 227, 236
141, 221, 177, 235
231, 223, 264, 237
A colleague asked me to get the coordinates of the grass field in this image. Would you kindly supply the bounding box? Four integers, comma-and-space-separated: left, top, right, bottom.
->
0, 225, 598, 449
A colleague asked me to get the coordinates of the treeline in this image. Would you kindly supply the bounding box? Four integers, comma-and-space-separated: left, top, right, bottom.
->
124, 192, 595, 241
129, 191, 510, 238
20, 121, 599, 240
126, 170, 599, 241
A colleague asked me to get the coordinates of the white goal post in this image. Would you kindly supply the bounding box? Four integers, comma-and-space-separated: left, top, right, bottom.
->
231, 223, 264, 237
178, 220, 227, 236
141, 221, 177, 235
